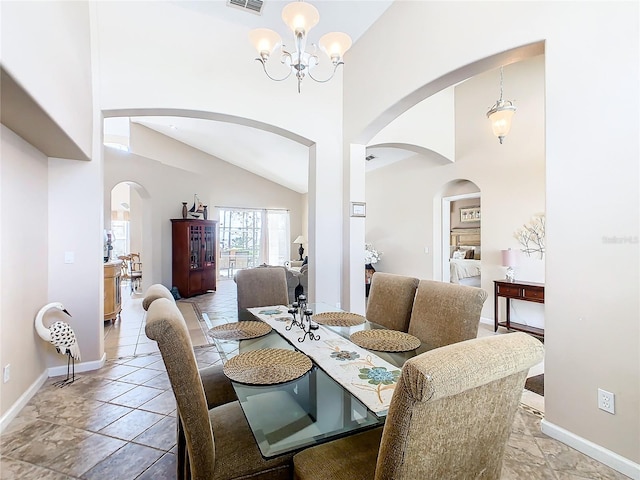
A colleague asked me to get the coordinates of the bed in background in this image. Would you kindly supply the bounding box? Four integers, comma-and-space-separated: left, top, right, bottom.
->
450, 228, 481, 287
450, 258, 481, 286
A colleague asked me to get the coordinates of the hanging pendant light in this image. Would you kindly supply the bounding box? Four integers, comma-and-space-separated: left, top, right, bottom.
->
487, 66, 516, 144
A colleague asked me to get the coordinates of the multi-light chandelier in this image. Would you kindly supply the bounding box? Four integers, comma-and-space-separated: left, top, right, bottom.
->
248, 1, 352, 93
486, 66, 516, 144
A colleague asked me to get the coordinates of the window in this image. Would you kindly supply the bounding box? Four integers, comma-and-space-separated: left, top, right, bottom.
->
219, 208, 290, 272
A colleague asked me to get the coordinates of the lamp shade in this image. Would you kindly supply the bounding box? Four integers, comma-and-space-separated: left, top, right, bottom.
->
293, 235, 305, 244
249, 28, 282, 57
282, 1, 319, 34
501, 249, 518, 267
319, 32, 352, 61
488, 104, 516, 140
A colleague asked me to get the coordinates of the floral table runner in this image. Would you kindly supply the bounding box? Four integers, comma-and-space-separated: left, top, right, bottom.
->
248, 306, 400, 416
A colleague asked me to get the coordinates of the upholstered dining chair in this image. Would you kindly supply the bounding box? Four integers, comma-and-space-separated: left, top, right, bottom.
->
235, 267, 289, 320
293, 332, 544, 480
142, 285, 238, 480
145, 297, 294, 480
408, 279, 488, 351
366, 272, 419, 332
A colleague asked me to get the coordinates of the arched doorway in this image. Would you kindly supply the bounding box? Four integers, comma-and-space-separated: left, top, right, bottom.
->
108, 180, 149, 294
440, 180, 481, 285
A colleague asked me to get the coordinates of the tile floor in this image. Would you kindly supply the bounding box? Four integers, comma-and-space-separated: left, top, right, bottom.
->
0, 279, 630, 479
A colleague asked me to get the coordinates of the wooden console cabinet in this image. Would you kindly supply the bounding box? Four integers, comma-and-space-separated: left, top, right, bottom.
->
171, 219, 218, 298
494, 280, 544, 338
104, 261, 122, 322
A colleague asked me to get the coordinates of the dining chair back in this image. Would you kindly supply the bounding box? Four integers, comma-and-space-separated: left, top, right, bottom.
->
142, 283, 175, 311
366, 272, 419, 332
145, 298, 216, 478
142, 285, 238, 480
408, 279, 488, 351
146, 298, 293, 480
235, 267, 289, 320
293, 332, 544, 480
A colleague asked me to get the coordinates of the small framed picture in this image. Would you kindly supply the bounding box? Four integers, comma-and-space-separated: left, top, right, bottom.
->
460, 206, 481, 223
351, 202, 366, 217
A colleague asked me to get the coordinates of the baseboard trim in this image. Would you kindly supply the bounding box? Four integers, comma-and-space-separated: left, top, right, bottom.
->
541, 419, 640, 480
479, 316, 493, 326
0, 370, 48, 433
48, 353, 106, 378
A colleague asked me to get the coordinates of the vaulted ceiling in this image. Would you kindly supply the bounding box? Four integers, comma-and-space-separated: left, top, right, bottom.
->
100, 1, 418, 194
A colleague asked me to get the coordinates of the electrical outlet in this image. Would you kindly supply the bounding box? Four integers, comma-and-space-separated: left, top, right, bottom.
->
598, 388, 615, 414
3, 364, 10, 383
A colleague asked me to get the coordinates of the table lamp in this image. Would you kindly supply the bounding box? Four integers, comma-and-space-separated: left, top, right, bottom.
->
501, 248, 517, 282
293, 235, 305, 261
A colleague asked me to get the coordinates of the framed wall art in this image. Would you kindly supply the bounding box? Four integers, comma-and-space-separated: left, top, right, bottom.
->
351, 202, 366, 217
460, 206, 481, 223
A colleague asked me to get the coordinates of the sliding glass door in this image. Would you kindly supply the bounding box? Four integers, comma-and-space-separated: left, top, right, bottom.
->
219, 208, 290, 276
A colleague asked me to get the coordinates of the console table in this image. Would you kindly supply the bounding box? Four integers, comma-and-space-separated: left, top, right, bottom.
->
494, 280, 544, 338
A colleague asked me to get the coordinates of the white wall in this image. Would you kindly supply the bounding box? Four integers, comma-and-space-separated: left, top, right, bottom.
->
366, 57, 545, 322
0, 1, 93, 158
1, 0, 98, 424
0, 127, 49, 418
349, 0, 639, 470
104, 126, 305, 291
369, 87, 455, 161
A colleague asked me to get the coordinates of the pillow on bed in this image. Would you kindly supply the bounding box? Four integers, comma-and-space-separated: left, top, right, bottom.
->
452, 250, 465, 259
465, 249, 475, 259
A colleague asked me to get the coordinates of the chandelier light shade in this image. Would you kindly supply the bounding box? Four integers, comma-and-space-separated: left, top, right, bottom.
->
319, 32, 352, 62
248, 28, 282, 60
249, 1, 352, 93
281, 2, 319, 33
487, 66, 516, 144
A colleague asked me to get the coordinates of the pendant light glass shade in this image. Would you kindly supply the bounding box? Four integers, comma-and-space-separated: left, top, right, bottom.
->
487, 66, 516, 144
282, 2, 319, 34
488, 103, 516, 143
319, 32, 352, 62
249, 28, 282, 59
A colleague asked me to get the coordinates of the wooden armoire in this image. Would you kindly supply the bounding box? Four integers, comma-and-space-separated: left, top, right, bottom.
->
171, 219, 218, 298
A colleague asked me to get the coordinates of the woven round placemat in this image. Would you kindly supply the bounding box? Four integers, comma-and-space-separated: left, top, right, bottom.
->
208, 321, 272, 340
222, 349, 312, 385
349, 330, 421, 352
313, 312, 366, 327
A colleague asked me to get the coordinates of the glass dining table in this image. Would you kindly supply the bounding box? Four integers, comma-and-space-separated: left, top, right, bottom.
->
208, 303, 421, 459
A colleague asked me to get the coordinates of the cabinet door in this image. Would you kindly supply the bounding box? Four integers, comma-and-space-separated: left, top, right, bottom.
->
189, 270, 204, 295
189, 224, 204, 269
201, 265, 216, 291
203, 224, 216, 267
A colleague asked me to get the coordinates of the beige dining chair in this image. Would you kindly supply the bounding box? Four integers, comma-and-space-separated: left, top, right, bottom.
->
142, 285, 238, 480
366, 272, 419, 332
293, 332, 544, 480
408, 279, 488, 351
145, 297, 294, 480
235, 267, 289, 320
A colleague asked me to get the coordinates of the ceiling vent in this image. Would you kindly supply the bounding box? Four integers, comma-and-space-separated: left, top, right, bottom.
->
227, 0, 264, 15
365, 155, 377, 162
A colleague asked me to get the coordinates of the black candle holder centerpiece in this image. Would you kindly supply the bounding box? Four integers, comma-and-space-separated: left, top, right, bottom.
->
298, 308, 320, 343
288, 295, 320, 342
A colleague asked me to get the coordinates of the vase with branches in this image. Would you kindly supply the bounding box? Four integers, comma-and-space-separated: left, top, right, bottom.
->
514, 213, 545, 259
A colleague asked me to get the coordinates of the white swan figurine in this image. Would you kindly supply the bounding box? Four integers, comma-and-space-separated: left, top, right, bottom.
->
34, 302, 81, 386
